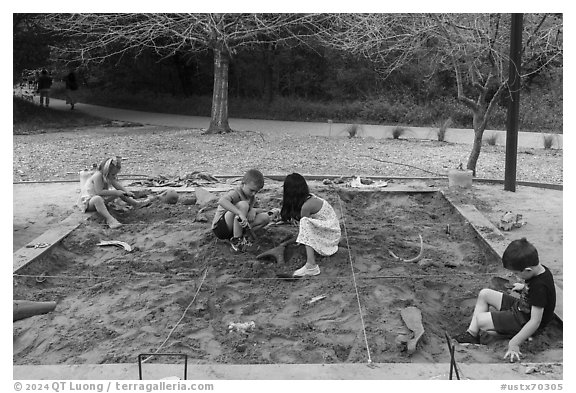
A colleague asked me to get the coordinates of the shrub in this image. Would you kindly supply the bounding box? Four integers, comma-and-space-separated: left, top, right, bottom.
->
342, 124, 363, 138
437, 117, 452, 142
484, 132, 499, 146
391, 126, 409, 139
73, 84, 562, 134
543, 134, 554, 149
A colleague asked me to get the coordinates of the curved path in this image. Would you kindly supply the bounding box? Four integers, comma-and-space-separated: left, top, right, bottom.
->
45, 98, 562, 149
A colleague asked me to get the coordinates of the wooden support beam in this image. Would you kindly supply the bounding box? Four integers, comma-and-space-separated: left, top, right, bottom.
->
13, 212, 86, 273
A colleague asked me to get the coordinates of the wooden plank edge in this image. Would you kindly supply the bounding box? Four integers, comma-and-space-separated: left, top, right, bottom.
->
13, 212, 86, 273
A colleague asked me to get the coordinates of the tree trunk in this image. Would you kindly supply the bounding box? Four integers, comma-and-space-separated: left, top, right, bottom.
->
205, 46, 231, 134
466, 110, 487, 177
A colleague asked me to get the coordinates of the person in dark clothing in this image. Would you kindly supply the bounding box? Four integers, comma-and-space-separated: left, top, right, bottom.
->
64, 71, 79, 110
37, 69, 53, 107
453, 238, 556, 363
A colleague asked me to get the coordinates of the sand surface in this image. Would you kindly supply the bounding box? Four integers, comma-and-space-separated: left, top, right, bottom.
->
12, 180, 563, 373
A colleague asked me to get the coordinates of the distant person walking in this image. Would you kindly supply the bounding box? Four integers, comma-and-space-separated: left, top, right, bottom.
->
64, 70, 79, 110
36, 69, 53, 107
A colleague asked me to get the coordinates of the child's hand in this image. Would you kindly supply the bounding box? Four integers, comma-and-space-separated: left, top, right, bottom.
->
504, 342, 522, 362
247, 210, 256, 222
238, 214, 249, 228
511, 283, 525, 292
267, 208, 281, 222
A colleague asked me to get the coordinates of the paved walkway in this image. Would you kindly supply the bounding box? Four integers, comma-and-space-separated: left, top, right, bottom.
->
44, 98, 562, 149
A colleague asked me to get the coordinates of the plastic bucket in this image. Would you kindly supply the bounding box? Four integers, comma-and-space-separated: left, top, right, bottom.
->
79, 169, 92, 189
448, 169, 473, 188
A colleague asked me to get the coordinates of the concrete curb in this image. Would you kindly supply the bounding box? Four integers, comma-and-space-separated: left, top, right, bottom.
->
13, 361, 563, 380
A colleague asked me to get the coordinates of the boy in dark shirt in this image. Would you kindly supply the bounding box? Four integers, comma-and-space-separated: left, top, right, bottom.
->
454, 238, 556, 362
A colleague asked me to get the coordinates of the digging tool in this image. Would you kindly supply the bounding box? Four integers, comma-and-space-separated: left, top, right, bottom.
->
138, 353, 188, 380
245, 222, 257, 241
444, 332, 461, 380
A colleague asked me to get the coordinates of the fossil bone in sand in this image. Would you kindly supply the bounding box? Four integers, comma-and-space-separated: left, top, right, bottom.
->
401, 306, 425, 354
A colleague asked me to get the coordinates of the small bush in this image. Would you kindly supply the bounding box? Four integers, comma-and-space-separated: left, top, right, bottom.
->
342, 124, 363, 138
73, 85, 562, 133
391, 126, 408, 139
437, 117, 452, 142
485, 132, 498, 146
543, 134, 554, 149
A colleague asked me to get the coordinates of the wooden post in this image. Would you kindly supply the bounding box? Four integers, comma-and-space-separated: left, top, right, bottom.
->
504, 14, 523, 192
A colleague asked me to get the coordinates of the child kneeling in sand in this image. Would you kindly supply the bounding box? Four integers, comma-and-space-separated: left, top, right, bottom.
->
77, 156, 153, 229
211, 169, 270, 252
280, 173, 341, 277
454, 238, 556, 362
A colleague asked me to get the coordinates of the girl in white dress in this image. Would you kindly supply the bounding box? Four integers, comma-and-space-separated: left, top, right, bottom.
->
280, 173, 341, 276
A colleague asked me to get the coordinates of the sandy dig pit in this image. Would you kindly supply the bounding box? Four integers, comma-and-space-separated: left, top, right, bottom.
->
13, 186, 562, 367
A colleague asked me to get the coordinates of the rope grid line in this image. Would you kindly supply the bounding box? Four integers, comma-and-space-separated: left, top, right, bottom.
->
141, 266, 209, 364
333, 186, 373, 364
18, 194, 503, 365
13, 271, 490, 282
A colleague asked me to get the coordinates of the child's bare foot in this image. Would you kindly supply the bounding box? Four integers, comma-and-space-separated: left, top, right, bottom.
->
107, 219, 122, 229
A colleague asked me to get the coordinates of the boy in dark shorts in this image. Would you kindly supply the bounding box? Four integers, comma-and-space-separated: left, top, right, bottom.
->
454, 238, 556, 362
211, 169, 270, 252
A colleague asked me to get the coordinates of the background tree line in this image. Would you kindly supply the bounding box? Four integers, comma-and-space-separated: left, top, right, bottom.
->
13, 13, 562, 174
14, 13, 562, 130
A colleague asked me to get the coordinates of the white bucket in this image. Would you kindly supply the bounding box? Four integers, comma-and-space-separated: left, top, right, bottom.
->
448, 169, 473, 188
79, 169, 92, 189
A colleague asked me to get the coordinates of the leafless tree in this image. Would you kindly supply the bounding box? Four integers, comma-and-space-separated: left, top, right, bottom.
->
45, 13, 328, 134
427, 13, 562, 175
319, 13, 562, 176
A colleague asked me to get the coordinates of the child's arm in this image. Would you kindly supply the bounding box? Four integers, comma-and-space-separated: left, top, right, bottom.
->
504, 305, 543, 362
300, 197, 323, 218
93, 173, 124, 197
218, 194, 248, 223
109, 177, 134, 197
247, 199, 267, 221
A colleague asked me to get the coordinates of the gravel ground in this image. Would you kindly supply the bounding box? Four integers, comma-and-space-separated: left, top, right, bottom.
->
13, 125, 563, 184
